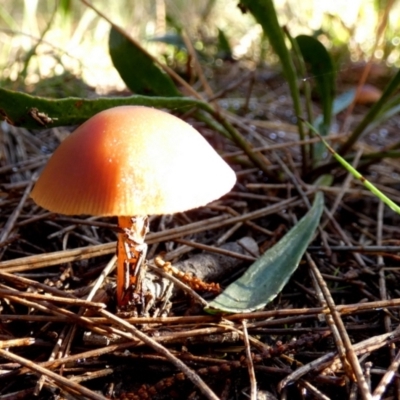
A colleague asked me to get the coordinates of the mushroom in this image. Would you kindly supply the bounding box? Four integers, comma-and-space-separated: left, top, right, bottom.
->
30, 106, 236, 307
354, 84, 382, 105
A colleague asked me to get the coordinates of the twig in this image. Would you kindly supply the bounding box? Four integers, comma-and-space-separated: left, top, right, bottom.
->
0, 349, 108, 400
372, 349, 400, 399
173, 238, 256, 262
279, 327, 400, 391
2, 298, 400, 326
306, 253, 373, 400
0, 175, 36, 244
98, 309, 220, 400
299, 380, 331, 400
0, 196, 301, 272
0, 287, 105, 309
0, 338, 35, 349
181, 30, 218, 109
34, 325, 68, 396
242, 320, 257, 400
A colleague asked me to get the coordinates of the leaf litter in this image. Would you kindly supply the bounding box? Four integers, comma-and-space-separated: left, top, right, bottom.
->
2, 67, 400, 400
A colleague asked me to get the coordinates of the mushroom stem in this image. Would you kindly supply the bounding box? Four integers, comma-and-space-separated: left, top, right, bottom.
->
117, 215, 149, 307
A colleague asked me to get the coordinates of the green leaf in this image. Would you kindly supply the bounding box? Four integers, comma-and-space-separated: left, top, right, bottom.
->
217, 28, 232, 60
0, 87, 205, 129
205, 191, 324, 314
313, 90, 355, 163
296, 35, 335, 136
313, 90, 356, 133
332, 90, 356, 114
108, 26, 180, 97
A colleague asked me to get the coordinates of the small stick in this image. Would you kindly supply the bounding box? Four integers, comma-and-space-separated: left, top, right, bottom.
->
99, 309, 220, 400
372, 349, 400, 399
242, 320, 257, 400
279, 328, 400, 391
0, 349, 108, 400
306, 253, 373, 400
0, 176, 36, 243
0, 287, 105, 308
0, 196, 301, 272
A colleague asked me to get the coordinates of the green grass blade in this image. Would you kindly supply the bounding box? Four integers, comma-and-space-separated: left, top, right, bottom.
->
0, 87, 204, 129
0, 87, 273, 176
305, 120, 400, 214
239, 0, 307, 169
339, 68, 400, 155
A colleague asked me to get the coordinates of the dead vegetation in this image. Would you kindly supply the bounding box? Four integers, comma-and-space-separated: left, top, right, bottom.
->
1, 66, 400, 400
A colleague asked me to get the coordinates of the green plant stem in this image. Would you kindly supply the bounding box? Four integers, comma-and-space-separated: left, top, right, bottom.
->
240, 0, 306, 171
309, 149, 400, 181
0, 88, 271, 175
283, 27, 314, 162
304, 120, 400, 215
0, 88, 203, 128
339, 68, 400, 155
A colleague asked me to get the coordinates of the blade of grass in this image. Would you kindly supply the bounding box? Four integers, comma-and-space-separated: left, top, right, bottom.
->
304, 120, 400, 215
0, 87, 272, 175
0, 87, 205, 129
339, 68, 400, 155
239, 0, 307, 172
283, 27, 314, 162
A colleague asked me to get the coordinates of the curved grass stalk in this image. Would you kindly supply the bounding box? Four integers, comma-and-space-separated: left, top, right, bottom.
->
239, 0, 307, 171
339, 69, 400, 155
304, 120, 400, 215
0, 87, 271, 176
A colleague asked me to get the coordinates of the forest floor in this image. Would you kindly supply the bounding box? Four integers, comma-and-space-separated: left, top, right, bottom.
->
1, 60, 400, 400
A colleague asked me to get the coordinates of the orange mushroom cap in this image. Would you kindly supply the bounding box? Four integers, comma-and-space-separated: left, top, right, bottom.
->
31, 106, 236, 216
354, 84, 382, 105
